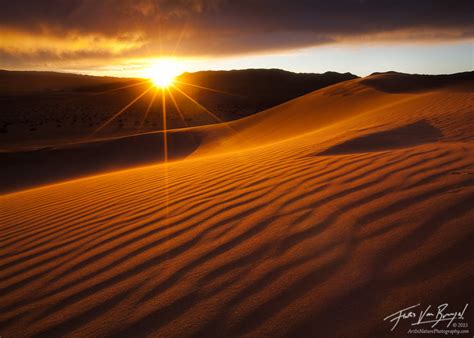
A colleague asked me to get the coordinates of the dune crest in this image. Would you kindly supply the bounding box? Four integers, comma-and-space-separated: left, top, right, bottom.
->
194, 71, 474, 155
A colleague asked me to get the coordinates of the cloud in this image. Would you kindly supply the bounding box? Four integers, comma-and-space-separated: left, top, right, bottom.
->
0, 0, 473, 67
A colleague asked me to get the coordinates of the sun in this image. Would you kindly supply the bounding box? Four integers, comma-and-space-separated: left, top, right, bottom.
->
148, 59, 183, 88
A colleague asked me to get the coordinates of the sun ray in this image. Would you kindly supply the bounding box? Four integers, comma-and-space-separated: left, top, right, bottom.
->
167, 87, 200, 151
171, 84, 225, 124
161, 87, 170, 221
161, 88, 168, 164
171, 85, 250, 146
92, 79, 151, 95
171, 22, 188, 57
174, 80, 242, 97
139, 88, 158, 131
92, 86, 152, 135
167, 87, 190, 129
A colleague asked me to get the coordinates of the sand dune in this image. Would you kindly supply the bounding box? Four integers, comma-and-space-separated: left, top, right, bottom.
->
1, 72, 473, 337
194, 72, 474, 154
3, 72, 472, 193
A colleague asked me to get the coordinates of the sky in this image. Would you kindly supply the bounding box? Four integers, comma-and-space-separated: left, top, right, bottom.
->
0, 0, 472, 77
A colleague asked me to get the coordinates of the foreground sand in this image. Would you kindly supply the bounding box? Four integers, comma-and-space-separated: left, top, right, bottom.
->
1, 73, 473, 337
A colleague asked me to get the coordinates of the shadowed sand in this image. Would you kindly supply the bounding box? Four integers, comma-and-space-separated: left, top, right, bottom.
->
1, 72, 473, 337
318, 119, 443, 155
1, 130, 200, 193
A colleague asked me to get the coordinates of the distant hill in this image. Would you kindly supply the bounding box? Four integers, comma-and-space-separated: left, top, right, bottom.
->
0, 68, 357, 104
362, 71, 474, 93
176, 69, 359, 116
0, 70, 131, 95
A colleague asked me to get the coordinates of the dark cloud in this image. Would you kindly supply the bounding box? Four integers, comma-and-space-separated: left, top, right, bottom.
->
0, 0, 473, 65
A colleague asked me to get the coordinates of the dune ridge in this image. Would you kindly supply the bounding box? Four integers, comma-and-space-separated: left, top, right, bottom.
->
1, 72, 473, 337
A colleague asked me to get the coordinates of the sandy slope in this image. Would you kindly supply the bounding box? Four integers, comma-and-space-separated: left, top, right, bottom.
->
1, 73, 473, 337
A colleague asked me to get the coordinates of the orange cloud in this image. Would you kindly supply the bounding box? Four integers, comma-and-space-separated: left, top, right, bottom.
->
0, 0, 473, 69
